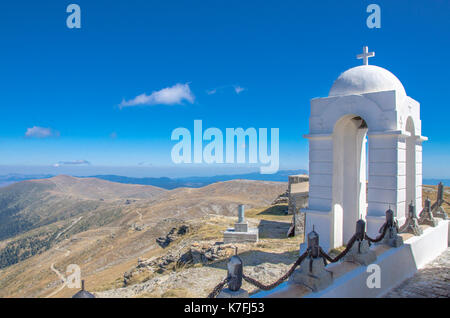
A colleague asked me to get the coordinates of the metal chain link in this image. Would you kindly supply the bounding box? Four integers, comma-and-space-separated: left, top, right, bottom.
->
207, 277, 230, 298
364, 222, 388, 243
319, 234, 357, 263
241, 252, 308, 291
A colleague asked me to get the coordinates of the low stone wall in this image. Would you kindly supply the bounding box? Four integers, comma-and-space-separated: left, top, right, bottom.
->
288, 192, 308, 215
223, 228, 259, 244
290, 211, 305, 237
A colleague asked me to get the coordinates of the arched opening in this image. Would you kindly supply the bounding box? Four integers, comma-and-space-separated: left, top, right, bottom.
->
405, 117, 416, 214
332, 114, 368, 245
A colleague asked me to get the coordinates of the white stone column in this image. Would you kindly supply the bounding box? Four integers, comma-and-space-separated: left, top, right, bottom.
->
366, 131, 407, 238
301, 134, 335, 252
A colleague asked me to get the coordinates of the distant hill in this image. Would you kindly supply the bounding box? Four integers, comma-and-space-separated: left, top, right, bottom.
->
89, 169, 307, 189
0, 169, 307, 190
0, 175, 166, 242
0, 175, 286, 275
3, 172, 449, 189
0, 174, 53, 188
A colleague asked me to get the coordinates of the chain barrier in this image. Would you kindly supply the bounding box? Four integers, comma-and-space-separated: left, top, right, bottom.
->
207, 217, 392, 297
241, 252, 308, 291
319, 234, 357, 263
207, 277, 230, 298
319, 220, 389, 263
364, 222, 388, 243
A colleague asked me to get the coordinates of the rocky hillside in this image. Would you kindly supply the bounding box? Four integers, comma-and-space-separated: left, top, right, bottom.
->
0, 175, 167, 241
0, 176, 287, 297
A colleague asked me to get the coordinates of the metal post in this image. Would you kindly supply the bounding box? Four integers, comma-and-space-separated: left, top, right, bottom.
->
355, 219, 366, 241
380, 208, 403, 247
227, 255, 243, 292
400, 202, 423, 236
307, 227, 320, 258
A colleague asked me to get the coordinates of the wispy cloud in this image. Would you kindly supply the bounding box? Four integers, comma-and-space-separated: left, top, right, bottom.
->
234, 85, 246, 94
53, 160, 91, 167
137, 161, 152, 166
206, 88, 217, 95
25, 126, 60, 138
120, 83, 195, 108
206, 84, 247, 95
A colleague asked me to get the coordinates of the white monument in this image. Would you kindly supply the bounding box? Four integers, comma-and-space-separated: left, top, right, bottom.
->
224, 205, 259, 243
301, 46, 427, 253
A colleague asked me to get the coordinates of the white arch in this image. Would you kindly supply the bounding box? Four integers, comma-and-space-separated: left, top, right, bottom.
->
332, 114, 368, 245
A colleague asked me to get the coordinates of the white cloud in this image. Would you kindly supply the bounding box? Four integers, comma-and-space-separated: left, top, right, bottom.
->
234, 85, 246, 94
53, 160, 91, 168
206, 85, 246, 96
120, 83, 195, 108
25, 126, 59, 138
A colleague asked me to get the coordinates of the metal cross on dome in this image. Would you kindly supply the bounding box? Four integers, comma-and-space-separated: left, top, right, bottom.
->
357, 46, 375, 65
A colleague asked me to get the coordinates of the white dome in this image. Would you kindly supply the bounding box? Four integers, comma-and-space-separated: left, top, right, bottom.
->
329, 65, 406, 99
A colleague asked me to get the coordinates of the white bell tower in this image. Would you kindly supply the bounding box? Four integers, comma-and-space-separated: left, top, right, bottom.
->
301, 47, 427, 252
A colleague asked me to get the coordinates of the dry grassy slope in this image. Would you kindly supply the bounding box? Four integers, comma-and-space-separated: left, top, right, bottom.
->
36, 175, 167, 201
0, 178, 287, 298
0, 175, 168, 242
422, 184, 450, 211
131, 179, 287, 221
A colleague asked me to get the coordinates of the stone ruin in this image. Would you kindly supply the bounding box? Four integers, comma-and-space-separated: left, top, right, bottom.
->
286, 174, 309, 237
223, 205, 259, 244
287, 174, 309, 214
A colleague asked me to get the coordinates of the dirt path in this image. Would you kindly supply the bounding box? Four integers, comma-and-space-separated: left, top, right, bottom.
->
136, 210, 143, 223
46, 217, 83, 298
55, 217, 83, 241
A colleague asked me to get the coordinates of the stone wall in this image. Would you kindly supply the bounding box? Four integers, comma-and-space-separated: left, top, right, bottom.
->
288, 192, 308, 215
287, 174, 309, 215
293, 211, 306, 237
286, 174, 309, 237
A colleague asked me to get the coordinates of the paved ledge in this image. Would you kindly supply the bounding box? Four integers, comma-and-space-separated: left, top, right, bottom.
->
384, 247, 450, 298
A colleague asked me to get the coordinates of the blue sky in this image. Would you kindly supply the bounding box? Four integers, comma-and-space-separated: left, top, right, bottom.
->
0, 0, 449, 177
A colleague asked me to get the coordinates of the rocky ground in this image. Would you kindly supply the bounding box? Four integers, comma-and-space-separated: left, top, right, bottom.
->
384, 248, 450, 298
95, 206, 301, 298
96, 246, 297, 298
